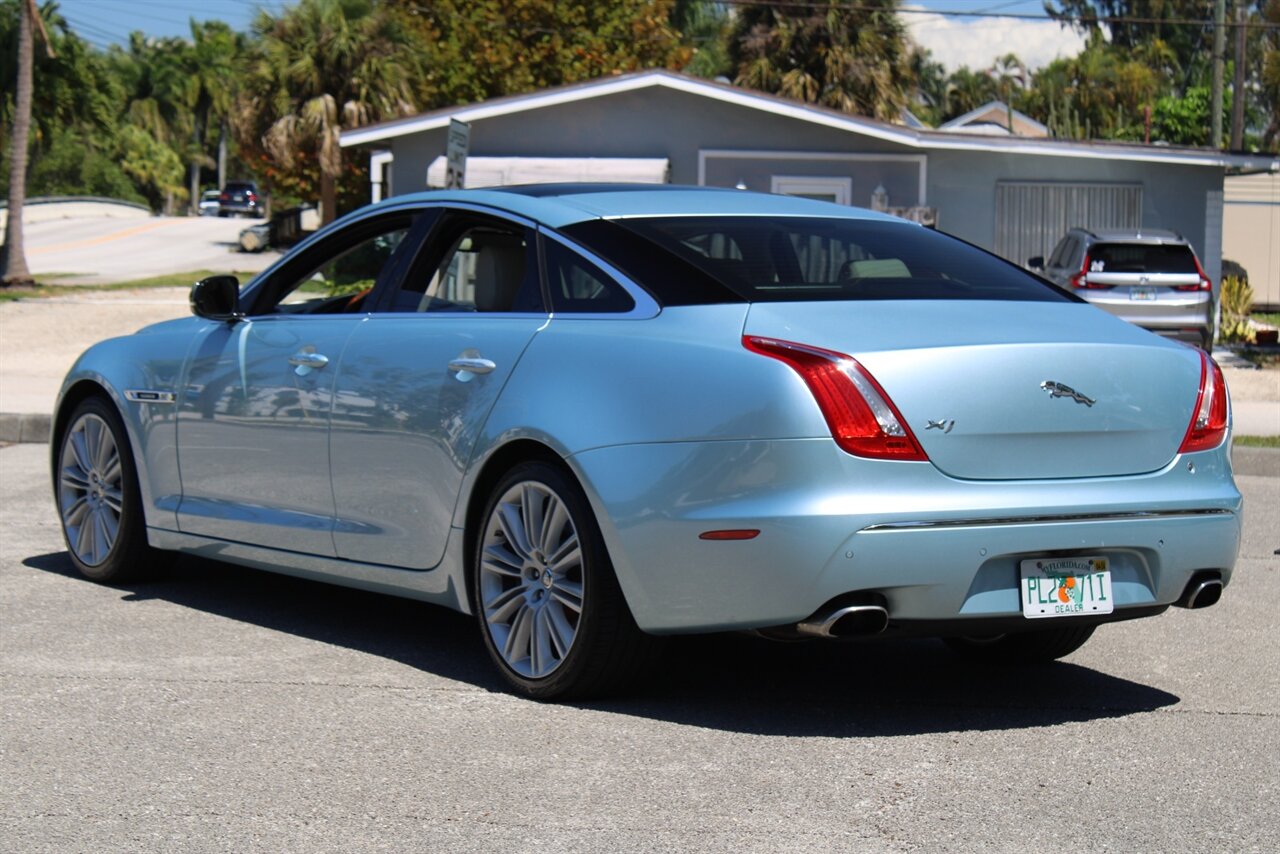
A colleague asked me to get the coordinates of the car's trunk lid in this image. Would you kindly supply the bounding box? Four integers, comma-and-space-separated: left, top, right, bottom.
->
744, 300, 1204, 480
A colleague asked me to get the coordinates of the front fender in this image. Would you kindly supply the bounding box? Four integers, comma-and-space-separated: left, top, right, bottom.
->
54, 319, 206, 532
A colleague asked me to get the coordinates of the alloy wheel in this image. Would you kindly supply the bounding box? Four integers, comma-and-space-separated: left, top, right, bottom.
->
58, 413, 124, 567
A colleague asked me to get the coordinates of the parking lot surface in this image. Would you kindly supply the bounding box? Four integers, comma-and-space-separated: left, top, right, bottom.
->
1, 442, 1277, 852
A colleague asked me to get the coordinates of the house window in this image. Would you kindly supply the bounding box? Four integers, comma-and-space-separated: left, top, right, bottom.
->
770, 176, 852, 206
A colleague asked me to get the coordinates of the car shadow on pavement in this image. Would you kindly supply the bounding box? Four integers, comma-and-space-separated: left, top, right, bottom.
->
23, 550, 1181, 737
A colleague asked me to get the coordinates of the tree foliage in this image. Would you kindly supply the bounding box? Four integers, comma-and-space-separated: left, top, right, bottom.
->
728, 0, 914, 121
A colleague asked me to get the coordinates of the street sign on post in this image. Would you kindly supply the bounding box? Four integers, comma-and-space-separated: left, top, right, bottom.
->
445, 118, 470, 190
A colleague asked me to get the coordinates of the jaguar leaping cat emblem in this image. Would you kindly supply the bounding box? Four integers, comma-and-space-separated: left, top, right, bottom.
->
1040, 380, 1095, 407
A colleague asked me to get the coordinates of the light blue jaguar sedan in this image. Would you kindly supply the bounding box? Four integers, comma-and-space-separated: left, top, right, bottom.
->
52, 185, 1241, 698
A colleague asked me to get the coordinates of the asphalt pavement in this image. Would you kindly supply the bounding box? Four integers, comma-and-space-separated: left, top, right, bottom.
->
1, 442, 1277, 852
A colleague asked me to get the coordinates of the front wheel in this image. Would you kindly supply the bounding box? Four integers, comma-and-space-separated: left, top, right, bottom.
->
473, 461, 659, 700
942, 624, 1096, 664
55, 396, 161, 583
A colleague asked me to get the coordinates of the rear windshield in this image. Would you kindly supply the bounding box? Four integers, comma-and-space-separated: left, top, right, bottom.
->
614, 217, 1072, 303
1087, 243, 1197, 274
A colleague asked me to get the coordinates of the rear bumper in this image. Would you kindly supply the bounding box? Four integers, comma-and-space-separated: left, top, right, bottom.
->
569, 438, 1242, 634
1083, 293, 1212, 338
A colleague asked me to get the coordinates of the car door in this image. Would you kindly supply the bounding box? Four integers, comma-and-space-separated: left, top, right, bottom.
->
328, 208, 548, 569
176, 210, 424, 554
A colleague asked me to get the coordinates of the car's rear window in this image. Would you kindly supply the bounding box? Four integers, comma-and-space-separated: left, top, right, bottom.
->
1087, 243, 1197, 274
609, 217, 1072, 303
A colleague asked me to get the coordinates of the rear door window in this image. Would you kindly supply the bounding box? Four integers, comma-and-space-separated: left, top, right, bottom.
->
1087, 243, 1198, 274
618, 217, 1073, 303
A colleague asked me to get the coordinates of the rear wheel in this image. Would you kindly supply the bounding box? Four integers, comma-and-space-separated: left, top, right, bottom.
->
942, 624, 1096, 664
55, 396, 161, 583
472, 461, 658, 700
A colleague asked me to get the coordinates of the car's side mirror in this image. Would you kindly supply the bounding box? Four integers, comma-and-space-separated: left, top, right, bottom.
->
1027, 256, 1045, 271
190, 275, 242, 322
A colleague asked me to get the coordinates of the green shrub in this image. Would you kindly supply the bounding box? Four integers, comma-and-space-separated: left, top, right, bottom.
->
1219, 275, 1255, 344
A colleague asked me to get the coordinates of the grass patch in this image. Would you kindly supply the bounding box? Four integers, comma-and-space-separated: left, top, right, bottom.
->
0, 270, 260, 302
1234, 435, 1280, 448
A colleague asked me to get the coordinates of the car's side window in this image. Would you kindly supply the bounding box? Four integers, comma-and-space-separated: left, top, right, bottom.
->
1064, 238, 1083, 270
542, 238, 635, 314
1047, 238, 1068, 269
390, 213, 543, 313
248, 214, 416, 316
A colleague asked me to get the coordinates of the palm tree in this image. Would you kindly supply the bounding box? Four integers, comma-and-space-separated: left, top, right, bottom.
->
186, 20, 239, 212
2, 0, 49, 287
244, 0, 416, 224
729, 0, 914, 121
988, 53, 1027, 132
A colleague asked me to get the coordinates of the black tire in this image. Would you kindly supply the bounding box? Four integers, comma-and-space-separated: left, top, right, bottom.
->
471, 461, 660, 700
942, 624, 1096, 664
54, 396, 163, 584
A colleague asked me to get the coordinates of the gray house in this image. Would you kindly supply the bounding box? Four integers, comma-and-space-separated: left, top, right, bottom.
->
340, 70, 1277, 286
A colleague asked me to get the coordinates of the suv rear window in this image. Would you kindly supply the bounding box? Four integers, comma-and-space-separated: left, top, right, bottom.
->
1088, 243, 1197, 274
613, 217, 1072, 303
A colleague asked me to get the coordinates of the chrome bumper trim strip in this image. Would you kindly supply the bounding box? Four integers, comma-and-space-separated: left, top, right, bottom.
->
859, 508, 1234, 533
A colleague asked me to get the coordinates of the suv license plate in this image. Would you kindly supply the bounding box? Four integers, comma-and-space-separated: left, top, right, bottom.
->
1130, 287, 1156, 301
1020, 557, 1113, 619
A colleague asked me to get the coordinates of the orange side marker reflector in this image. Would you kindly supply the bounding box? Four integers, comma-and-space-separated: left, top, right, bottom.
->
698, 529, 760, 541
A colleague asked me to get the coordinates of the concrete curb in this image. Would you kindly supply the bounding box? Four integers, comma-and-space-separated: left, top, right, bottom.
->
2, 411, 1276, 478
0, 413, 50, 444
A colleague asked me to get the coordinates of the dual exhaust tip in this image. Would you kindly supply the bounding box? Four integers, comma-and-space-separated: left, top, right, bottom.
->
1177, 572, 1223, 610
797, 600, 889, 638
798, 571, 1224, 639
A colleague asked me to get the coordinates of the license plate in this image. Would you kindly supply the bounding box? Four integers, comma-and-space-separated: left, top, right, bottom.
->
1130, 287, 1156, 301
1020, 557, 1113, 619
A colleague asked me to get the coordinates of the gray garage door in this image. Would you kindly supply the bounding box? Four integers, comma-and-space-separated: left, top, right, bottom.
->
995, 182, 1143, 267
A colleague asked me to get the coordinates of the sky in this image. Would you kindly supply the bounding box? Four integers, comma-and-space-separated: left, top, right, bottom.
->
54, 0, 1089, 73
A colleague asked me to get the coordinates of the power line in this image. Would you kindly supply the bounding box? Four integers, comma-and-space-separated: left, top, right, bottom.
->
718, 1, 1280, 30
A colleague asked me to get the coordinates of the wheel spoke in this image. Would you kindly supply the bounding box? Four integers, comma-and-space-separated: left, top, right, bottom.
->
69, 430, 93, 476
62, 495, 91, 527
75, 508, 95, 562
540, 494, 568, 557
547, 536, 581, 576
484, 584, 526, 623
100, 455, 122, 487
496, 502, 533, 561
520, 483, 544, 556
481, 544, 524, 578
551, 580, 583, 614
93, 423, 117, 473
98, 506, 119, 552
101, 486, 124, 514
61, 465, 91, 491
503, 603, 533, 664
546, 602, 575, 658
532, 607, 556, 676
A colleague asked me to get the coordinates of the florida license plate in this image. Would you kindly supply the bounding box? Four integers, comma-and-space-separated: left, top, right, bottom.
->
1020, 557, 1113, 619
1130, 287, 1156, 301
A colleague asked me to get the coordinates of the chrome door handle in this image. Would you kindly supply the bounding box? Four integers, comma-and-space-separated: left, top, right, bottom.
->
288, 351, 329, 369
448, 358, 496, 375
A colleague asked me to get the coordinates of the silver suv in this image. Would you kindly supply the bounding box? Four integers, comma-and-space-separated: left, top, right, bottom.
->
1030, 229, 1213, 351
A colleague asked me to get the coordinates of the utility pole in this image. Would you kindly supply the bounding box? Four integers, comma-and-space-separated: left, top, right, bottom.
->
1211, 0, 1226, 149
1230, 2, 1247, 150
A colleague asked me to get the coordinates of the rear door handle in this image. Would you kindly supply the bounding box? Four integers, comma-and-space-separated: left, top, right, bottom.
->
448, 357, 496, 375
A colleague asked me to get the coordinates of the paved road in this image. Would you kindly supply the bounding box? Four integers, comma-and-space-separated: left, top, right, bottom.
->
24, 215, 279, 285
1, 442, 1277, 852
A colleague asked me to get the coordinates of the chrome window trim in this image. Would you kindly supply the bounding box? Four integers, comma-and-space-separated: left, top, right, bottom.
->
537, 226, 661, 320
858, 508, 1234, 533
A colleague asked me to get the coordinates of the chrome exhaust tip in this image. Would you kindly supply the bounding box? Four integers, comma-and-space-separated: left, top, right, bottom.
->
1177, 574, 1223, 610
796, 603, 889, 638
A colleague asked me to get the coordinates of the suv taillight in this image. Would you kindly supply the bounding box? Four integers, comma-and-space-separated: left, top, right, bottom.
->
1071, 253, 1112, 290
1174, 256, 1212, 292
1177, 350, 1228, 454
743, 336, 928, 461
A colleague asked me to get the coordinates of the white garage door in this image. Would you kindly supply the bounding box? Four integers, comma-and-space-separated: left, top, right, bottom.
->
995, 182, 1143, 267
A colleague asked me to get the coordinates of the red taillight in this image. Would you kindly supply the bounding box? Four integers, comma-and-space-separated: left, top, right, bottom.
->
1177, 351, 1228, 454
1071, 253, 1112, 290
743, 336, 927, 461
1175, 256, 1212, 292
